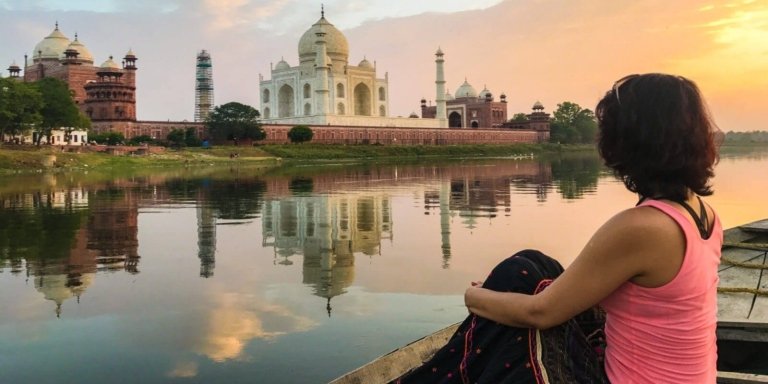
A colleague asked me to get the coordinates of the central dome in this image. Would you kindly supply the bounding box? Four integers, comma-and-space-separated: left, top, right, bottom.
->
33, 25, 71, 60
455, 80, 478, 99
298, 16, 349, 64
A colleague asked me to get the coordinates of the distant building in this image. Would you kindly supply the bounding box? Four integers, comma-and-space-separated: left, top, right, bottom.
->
503, 101, 552, 133
421, 80, 508, 128
8, 23, 204, 141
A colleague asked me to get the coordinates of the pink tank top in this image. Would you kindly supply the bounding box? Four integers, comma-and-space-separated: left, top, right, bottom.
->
600, 199, 722, 383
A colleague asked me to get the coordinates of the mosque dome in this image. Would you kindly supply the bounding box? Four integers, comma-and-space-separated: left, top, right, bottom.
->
445, 90, 454, 101
99, 56, 121, 70
533, 100, 545, 110
62, 34, 94, 63
275, 58, 291, 71
358, 57, 373, 69
298, 15, 349, 64
455, 80, 478, 99
33, 24, 72, 60
479, 86, 492, 99
124, 49, 136, 59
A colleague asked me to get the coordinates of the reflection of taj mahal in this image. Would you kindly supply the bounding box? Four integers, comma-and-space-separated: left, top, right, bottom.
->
262, 194, 392, 314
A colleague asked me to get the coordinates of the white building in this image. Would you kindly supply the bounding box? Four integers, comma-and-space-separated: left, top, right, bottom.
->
259, 9, 446, 128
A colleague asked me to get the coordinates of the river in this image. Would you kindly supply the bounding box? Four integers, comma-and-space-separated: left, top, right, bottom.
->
1, 148, 766, 383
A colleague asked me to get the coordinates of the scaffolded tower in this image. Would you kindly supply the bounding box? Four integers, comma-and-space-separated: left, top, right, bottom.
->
194, 50, 213, 122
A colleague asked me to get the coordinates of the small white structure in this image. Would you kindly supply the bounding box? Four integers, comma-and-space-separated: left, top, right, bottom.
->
26, 128, 89, 146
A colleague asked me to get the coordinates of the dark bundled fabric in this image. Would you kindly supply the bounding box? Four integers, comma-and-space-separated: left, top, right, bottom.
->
392, 249, 607, 384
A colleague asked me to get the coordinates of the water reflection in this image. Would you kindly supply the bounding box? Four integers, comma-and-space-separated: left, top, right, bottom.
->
5, 151, 762, 383
0, 156, 604, 320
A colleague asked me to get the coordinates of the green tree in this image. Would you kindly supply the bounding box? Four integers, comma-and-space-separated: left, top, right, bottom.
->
288, 125, 314, 143
35, 77, 86, 144
167, 128, 186, 147
185, 127, 202, 147
550, 101, 597, 144
90, 131, 125, 145
0, 78, 43, 140
205, 102, 265, 143
510, 113, 529, 123
128, 135, 155, 145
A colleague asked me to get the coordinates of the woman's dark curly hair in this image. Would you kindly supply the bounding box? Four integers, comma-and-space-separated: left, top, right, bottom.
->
596, 73, 720, 202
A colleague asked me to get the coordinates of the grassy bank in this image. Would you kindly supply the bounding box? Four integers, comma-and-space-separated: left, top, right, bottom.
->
257, 143, 592, 161
0, 145, 277, 174
0, 143, 603, 174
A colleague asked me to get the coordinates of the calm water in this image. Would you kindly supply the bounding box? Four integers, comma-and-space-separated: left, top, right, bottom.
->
1, 149, 767, 384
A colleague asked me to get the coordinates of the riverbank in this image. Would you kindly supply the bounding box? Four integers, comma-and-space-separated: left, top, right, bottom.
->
0, 143, 592, 173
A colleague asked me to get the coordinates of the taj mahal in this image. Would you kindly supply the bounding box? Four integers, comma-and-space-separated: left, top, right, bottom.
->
259, 8, 448, 129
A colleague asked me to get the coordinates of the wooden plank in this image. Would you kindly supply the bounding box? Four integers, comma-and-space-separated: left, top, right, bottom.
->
329, 323, 459, 384
717, 327, 768, 342
718, 248, 766, 322
742, 219, 768, 234
717, 371, 768, 384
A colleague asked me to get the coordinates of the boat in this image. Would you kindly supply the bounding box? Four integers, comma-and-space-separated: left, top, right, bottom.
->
331, 219, 768, 384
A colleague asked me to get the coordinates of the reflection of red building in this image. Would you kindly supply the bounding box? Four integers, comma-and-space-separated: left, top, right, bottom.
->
87, 189, 140, 273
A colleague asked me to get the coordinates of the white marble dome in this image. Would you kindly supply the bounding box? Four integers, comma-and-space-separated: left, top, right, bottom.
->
479, 86, 492, 99
275, 58, 290, 71
298, 15, 349, 64
358, 57, 373, 69
99, 56, 121, 70
33, 25, 71, 60
455, 80, 478, 98
533, 100, 545, 110
62, 35, 94, 63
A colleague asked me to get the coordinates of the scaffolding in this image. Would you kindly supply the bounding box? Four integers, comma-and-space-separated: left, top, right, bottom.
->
194, 50, 213, 122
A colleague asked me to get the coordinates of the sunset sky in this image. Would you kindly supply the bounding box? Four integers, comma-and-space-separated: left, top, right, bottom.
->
1, 0, 765, 132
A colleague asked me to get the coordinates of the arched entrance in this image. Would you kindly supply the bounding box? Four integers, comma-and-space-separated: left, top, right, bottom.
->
354, 83, 371, 116
449, 111, 462, 128
278, 85, 295, 118
471, 121, 479, 128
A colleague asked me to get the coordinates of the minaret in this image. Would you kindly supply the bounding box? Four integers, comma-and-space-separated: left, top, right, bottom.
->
435, 48, 447, 127
195, 50, 214, 122
314, 23, 331, 116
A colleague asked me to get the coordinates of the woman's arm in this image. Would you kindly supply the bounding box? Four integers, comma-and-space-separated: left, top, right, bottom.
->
464, 206, 685, 329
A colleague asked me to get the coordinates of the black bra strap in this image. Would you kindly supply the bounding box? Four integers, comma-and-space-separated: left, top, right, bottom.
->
673, 196, 711, 239
637, 195, 711, 239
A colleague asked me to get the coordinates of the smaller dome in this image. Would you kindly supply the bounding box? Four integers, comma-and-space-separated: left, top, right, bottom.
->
62, 34, 94, 62
100, 56, 121, 70
533, 101, 544, 110
275, 58, 290, 71
409, 112, 419, 118
455, 79, 478, 99
124, 49, 136, 58
358, 57, 373, 69
479, 86, 492, 99
445, 90, 454, 101
8, 61, 20, 70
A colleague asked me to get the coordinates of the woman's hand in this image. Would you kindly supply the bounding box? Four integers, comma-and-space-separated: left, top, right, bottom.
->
465, 282, 484, 313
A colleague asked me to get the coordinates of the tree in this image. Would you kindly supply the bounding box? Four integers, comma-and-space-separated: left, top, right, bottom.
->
510, 113, 529, 123
90, 131, 125, 145
185, 127, 202, 147
35, 77, 85, 144
288, 125, 314, 143
128, 135, 155, 146
166, 128, 186, 147
205, 102, 265, 143
0, 78, 43, 141
550, 101, 598, 144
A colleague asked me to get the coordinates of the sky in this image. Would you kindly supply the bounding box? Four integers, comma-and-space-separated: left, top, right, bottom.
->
0, 0, 766, 132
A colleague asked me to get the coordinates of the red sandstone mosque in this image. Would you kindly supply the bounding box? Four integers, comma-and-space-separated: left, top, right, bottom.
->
7, 14, 549, 145
7, 23, 203, 142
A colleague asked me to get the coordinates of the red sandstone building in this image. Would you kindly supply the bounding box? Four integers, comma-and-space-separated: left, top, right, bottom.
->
11, 23, 204, 141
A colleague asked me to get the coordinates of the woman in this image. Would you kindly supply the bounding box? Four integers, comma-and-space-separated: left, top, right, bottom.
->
397, 74, 722, 383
